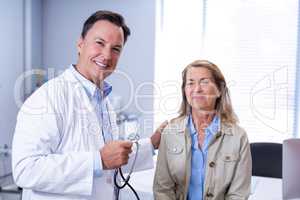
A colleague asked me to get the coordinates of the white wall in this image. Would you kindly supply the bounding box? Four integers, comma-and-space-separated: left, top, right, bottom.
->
42, 0, 156, 136
0, 0, 24, 182
24, 0, 43, 96
0, 0, 24, 146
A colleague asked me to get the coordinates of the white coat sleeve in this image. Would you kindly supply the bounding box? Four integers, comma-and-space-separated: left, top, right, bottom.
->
12, 87, 94, 196
105, 100, 154, 173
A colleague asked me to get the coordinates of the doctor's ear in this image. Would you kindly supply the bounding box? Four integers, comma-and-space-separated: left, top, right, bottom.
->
77, 37, 84, 55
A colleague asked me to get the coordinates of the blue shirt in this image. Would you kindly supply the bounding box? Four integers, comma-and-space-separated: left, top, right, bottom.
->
187, 115, 220, 200
70, 65, 112, 177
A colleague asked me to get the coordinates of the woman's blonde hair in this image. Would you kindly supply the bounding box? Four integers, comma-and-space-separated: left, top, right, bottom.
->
179, 60, 238, 124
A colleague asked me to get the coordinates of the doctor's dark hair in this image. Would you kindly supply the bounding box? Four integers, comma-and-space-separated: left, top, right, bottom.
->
179, 60, 238, 124
81, 10, 131, 43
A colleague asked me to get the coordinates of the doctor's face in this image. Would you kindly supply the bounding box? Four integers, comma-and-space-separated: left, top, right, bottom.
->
184, 67, 220, 112
76, 20, 124, 85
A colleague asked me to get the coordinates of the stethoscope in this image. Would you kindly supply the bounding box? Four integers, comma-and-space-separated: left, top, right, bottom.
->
98, 89, 141, 200
113, 134, 140, 200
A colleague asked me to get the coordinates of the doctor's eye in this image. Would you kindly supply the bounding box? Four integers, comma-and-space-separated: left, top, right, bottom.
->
112, 47, 121, 54
96, 40, 105, 46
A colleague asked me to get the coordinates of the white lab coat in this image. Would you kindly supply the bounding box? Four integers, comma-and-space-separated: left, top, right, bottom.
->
12, 67, 154, 200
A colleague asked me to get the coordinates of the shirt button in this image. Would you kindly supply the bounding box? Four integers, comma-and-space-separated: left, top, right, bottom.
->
209, 161, 215, 168
173, 147, 177, 152
206, 192, 214, 197
225, 156, 231, 161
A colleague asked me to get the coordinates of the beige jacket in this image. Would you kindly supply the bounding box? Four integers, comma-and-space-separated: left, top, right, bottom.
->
153, 116, 252, 200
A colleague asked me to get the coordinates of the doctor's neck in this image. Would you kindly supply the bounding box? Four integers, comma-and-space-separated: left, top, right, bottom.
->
74, 64, 105, 89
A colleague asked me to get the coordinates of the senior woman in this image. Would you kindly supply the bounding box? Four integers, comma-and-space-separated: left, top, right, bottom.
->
153, 60, 252, 200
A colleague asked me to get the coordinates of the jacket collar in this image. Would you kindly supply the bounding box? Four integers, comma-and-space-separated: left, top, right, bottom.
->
220, 123, 234, 135
167, 116, 188, 134
170, 115, 234, 136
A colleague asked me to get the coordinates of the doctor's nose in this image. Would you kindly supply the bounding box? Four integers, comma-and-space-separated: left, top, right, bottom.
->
101, 47, 112, 60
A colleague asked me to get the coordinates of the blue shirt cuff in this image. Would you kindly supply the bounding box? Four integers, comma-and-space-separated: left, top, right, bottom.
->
93, 151, 103, 177
152, 143, 156, 155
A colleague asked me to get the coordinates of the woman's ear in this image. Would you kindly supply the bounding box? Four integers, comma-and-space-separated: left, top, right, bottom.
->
214, 86, 221, 98
217, 83, 226, 98
217, 90, 221, 98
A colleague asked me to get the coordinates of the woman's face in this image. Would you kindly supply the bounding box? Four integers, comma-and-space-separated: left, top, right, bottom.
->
184, 67, 220, 112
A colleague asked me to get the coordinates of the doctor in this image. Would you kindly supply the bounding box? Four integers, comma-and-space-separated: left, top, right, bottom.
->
12, 10, 164, 200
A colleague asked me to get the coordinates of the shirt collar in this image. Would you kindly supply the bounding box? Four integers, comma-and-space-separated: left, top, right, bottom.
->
70, 64, 112, 99
188, 115, 197, 135
188, 114, 220, 136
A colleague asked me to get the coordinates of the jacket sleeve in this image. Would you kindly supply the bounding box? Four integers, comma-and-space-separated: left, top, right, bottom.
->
153, 131, 176, 200
225, 129, 252, 200
12, 86, 94, 196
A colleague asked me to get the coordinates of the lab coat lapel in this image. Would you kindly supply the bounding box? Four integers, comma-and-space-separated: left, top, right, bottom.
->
106, 100, 119, 140
64, 68, 105, 147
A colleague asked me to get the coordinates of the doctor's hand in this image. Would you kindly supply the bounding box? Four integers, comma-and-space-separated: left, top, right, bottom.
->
100, 141, 133, 169
151, 120, 168, 149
